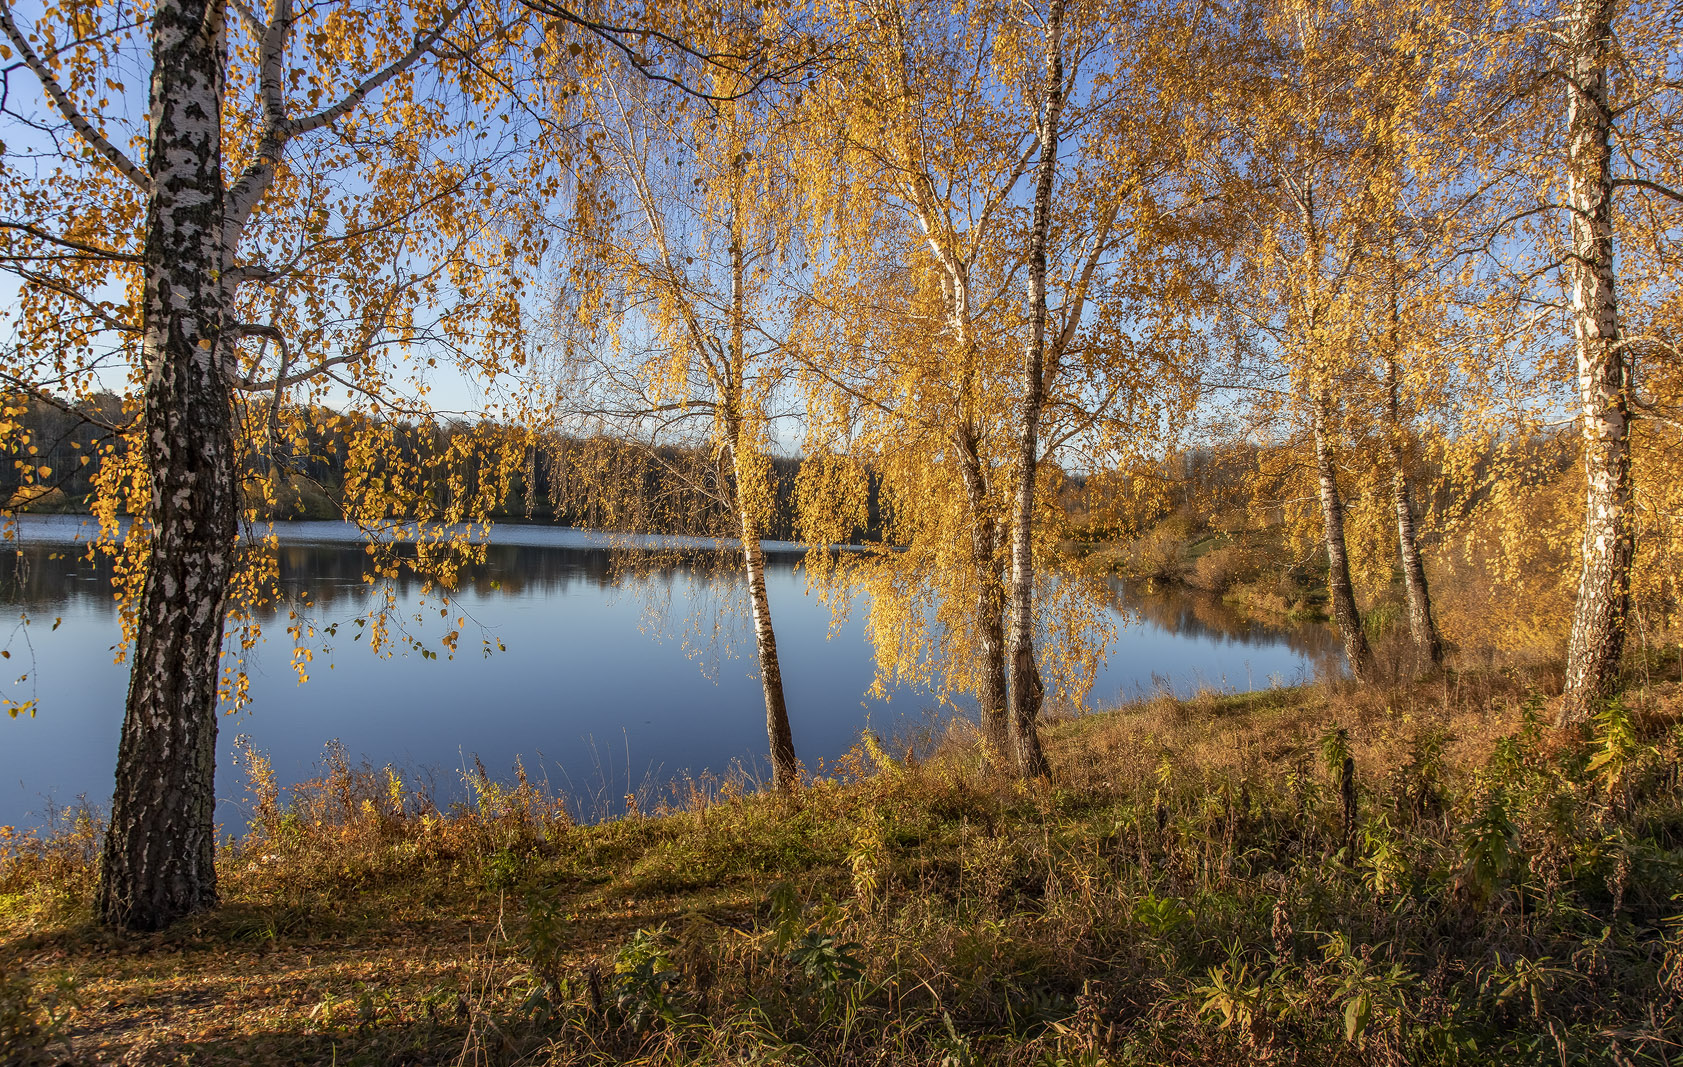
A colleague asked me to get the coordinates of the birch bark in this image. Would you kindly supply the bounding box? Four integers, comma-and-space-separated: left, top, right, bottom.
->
909, 186, 1014, 766
95, 0, 239, 931
727, 230, 800, 790
1005, 0, 1063, 780
1382, 289, 1442, 672
955, 423, 1011, 761
70, 0, 469, 929
1559, 0, 1631, 724
733, 449, 800, 791
1312, 390, 1376, 683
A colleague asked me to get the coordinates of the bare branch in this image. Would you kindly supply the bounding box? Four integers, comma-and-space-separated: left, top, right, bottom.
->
1611, 177, 1683, 205
0, 0, 150, 192
233, 325, 364, 393
519, 0, 827, 104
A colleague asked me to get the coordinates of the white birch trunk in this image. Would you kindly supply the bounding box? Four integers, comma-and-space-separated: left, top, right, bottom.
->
1559, 0, 1631, 724
95, 0, 239, 931
1383, 296, 1442, 672
954, 424, 1011, 762
734, 464, 800, 792
937, 264, 1010, 763
1005, 0, 1064, 781
1312, 391, 1376, 683
727, 231, 799, 790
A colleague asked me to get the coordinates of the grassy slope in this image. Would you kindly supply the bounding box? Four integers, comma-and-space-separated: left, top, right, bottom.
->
4, 675, 1683, 1066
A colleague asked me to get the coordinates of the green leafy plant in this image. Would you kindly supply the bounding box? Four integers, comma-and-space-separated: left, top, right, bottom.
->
518, 885, 570, 1013
848, 814, 888, 908
1319, 727, 1352, 780
1194, 945, 1274, 1037
1482, 954, 1569, 1021
1392, 727, 1448, 820
613, 925, 688, 1030
934, 1009, 983, 1067
1585, 697, 1654, 806
1320, 933, 1416, 1047
1358, 815, 1409, 897
1131, 892, 1194, 939
787, 929, 864, 995
1459, 789, 1518, 900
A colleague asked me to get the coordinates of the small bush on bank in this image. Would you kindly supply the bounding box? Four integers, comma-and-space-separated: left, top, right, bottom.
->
1117, 523, 1193, 585
1188, 543, 1259, 593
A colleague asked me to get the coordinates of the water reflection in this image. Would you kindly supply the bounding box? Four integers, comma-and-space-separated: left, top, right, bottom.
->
1112, 581, 1341, 662
0, 517, 808, 612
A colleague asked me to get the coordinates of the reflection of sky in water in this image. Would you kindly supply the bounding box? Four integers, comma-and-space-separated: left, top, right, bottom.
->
0, 516, 1333, 829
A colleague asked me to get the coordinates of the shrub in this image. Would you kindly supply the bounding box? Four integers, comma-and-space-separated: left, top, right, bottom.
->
1120, 524, 1191, 583
1189, 543, 1259, 593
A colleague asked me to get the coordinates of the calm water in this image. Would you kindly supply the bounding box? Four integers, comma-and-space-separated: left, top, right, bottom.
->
0, 516, 1336, 830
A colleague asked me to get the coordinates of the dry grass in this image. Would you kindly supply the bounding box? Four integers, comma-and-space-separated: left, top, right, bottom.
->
5, 672, 1683, 1065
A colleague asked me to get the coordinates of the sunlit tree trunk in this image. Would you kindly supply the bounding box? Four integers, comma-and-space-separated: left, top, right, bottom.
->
938, 258, 1010, 766
1383, 296, 1442, 673
95, 0, 239, 931
1559, 0, 1630, 725
955, 425, 1011, 763
1311, 390, 1375, 683
727, 232, 800, 790
1386, 433, 1442, 672
732, 451, 800, 791
1005, 0, 1063, 781
868, 8, 1031, 769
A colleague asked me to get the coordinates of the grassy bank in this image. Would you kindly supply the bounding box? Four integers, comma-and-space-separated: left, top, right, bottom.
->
4, 675, 1682, 1065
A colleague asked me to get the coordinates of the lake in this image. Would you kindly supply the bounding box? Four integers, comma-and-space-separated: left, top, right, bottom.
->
0, 516, 1337, 830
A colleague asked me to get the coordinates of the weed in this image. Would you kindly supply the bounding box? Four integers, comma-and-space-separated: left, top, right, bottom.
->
613, 925, 688, 1031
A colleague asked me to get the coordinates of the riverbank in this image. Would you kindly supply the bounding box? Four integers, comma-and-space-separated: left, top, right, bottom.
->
4, 674, 1681, 1065
1072, 517, 1331, 625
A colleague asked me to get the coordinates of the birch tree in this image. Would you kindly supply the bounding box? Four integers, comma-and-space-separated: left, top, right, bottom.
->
1356, 93, 1469, 673
1548, 0, 1681, 721
797, 0, 1201, 773
545, 23, 808, 790
1196, 0, 1396, 682
1004, 0, 1065, 779
797, 0, 1036, 763
1459, 0, 1681, 720
1377, 264, 1446, 670
0, 0, 547, 929
1554, 0, 1631, 721
1001, 0, 1204, 776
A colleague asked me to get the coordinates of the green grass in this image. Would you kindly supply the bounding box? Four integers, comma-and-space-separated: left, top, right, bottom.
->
4, 674, 1683, 1065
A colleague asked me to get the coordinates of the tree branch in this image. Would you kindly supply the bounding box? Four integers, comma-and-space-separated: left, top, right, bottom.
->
518, 0, 827, 103
1611, 177, 1683, 205
281, 0, 473, 138
0, 218, 141, 261
0, 1, 150, 192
